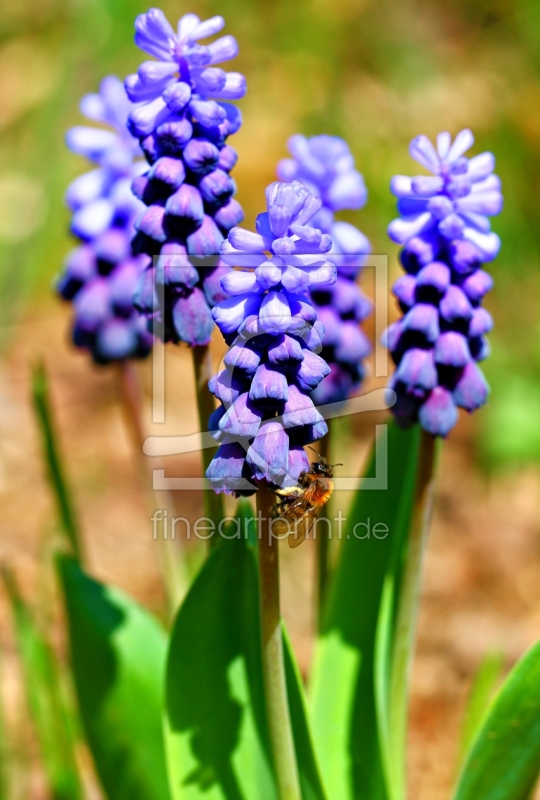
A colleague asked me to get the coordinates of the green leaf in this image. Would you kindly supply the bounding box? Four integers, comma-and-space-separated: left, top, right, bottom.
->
3, 566, 83, 800
459, 651, 504, 764
453, 639, 540, 800
164, 500, 327, 800
309, 423, 421, 800
31, 361, 82, 559
57, 554, 170, 800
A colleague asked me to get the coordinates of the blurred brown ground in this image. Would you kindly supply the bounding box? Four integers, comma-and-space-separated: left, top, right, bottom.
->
1, 292, 539, 799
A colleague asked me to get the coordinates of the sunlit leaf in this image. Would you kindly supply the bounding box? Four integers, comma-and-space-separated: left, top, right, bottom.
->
459, 651, 504, 764
164, 500, 327, 800
453, 639, 540, 800
57, 554, 170, 800
309, 423, 421, 800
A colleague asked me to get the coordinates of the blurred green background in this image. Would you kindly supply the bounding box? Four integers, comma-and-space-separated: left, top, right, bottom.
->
1, 0, 539, 467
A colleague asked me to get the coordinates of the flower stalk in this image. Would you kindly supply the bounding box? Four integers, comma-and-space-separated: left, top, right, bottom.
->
257, 485, 302, 800
118, 359, 188, 614
191, 345, 225, 534
388, 429, 439, 796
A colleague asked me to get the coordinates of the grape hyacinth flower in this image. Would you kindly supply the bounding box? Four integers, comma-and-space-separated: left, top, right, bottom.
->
278, 135, 372, 404
127, 8, 246, 346
384, 129, 502, 436
206, 181, 337, 495
57, 76, 153, 364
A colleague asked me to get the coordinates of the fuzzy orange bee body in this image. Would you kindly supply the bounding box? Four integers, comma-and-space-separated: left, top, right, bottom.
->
270, 452, 341, 548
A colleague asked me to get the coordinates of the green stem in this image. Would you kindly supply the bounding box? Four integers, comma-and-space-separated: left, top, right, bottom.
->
316, 426, 331, 626
192, 345, 224, 543
118, 361, 188, 615
257, 486, 302, 800
389, 428, 439, 799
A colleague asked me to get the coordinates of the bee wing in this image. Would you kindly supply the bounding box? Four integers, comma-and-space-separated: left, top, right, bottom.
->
288, 510, 316, 549
286, 483, 324, 549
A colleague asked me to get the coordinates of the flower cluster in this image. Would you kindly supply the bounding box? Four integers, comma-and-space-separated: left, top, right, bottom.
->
127, 8, 246, 346
278, 134, 372, 404
206, 181, 336, 495
57, 76, 153, 364
384, 129, 502, 436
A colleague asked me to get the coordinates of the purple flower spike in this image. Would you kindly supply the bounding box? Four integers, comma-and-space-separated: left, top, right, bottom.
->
278, 134, 372, 404
58, 76, 153, 365
128, 8, 246, 347
383, 129, 502, 436
206, 181, 335, 495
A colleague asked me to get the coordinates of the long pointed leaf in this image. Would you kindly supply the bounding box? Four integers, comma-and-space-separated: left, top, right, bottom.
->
32, 362, 82, 559
3, 567, 83, 800
459, 651, 504, 764
453, 639, 540, 800
164, 501, 326, 800
309, 423, 421, 800
57, 554, 170, 800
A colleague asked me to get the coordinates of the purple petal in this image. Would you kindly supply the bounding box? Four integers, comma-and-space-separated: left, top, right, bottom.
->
434, 332, 470, 367
224, 342, 261, 375
282, 385, 324, 428
267, 334, 304, 366
220, 241, 266, 268
439, 285, 473, 323
394, 348, 437, 395
326, 171, 367, 211
453, 362, 489, 410
468, 307, 493, 337
214, 199, 244, 232
172, 287, 214, 345
129, 97, 171, 138
463, 229, 500, 260
246, 421, 289, 484
415, 261, 450, 297
206, 442, 255, 495
409, 135, 440, 172
213, 72, 247, 100
136, 204, 167, 243
207, 35, 239, 63
187, 215, 224, 256
212, 293, 262, 334
149, 156, 186, 188
402, 303, 439, 343
189, 99, 226, 127
219, 392, 263, 436
418, 387, 458, 437
259, 291, 291, 334
96, 318, 137, 361
334, 322, 371, 363
295, 350, 330, 391
250, 363, 289, 407
71, 199, 114, 240
388, 212, 433, 244
229, 227, 269, 252
447, 129, 474, 164
183, 138, 220, 174
220, 269, 258, 295
438, 213, 465, 240
461, 269, 493, 303
198, 168, 235, 205
393, 275, 416, 309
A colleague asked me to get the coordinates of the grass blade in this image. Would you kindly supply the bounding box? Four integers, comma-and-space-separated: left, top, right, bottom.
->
31, 361, 82, 559
3, 566, 83, 800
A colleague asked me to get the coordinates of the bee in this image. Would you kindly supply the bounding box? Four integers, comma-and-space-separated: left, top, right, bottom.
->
271, 449, 342, 548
